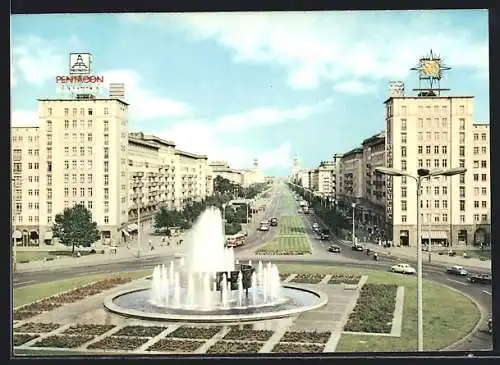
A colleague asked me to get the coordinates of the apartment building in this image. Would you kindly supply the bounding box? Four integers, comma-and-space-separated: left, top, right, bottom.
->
337, 147, 364, 203
11, 127, 41, 246
209, 159, 264, 188
385, 95, 490, 247
361, 131, 386, 226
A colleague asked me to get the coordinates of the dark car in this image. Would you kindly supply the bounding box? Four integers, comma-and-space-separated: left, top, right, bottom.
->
352, 243, 364, 251
487, 318, 492, 334
320, 230, 331, 241
328, 245, 341, 253
467, 273, 492, 285
270, 217, 278, 226
446, 265, 468, 276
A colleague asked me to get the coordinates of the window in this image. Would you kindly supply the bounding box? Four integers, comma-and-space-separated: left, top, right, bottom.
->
482, 174, 487, 181
474, 201, 479, 208
434, 118, 439, 128
442, 213, 448, 222
460, 200, 465, 211
104, 175, 109, 186
79, 160, 85, 169
401, 133, 407, 144
459, 146, 465, 157
460, 174, 465, 184
47, 188, 52, 199
64, 187, 69, 197
426, 146, 431, 154
72, 160, 77, 169
418, 118, 423, 128
80, 188, 85, 197
434, 187, 440, 195
473, 174, 479, 181
459, 159, 465, 168
401, 201, 407, 211
442, 200, 448, 209
104, 120, 109, 131
442, 132, 448, 141
442, 159, 447, 168
482, 201, 487, 208
418, 132, 423, 141
418, 106, 423, 114
104, 134, 109, 145
434, 132, 439, 141
460, 186, 465, 197
482, 214, 488, 222
418, 146, 423, 154
426, 106, 431, 114
481, 160, 487, 168
459, 132, 465, 144
459, 105, 465, 114
104, 147, 109, 159
80, 147, 85, 156
425, 118, 431, 128
88, 160, 93, 169
441, 118, 448, 128
433, 105, 439, 113
434, 159, 439, 168
426, 186, 431, 195
425, 159, 431, 168
72, 187, 77, 197
482, 187, 487, 195
79, 120, 85, 129
460, 215, 465, 223
441, 146, 447, 154
401, 215, 407, 222
48, 107, 53, 116
73, 108, 77, 116
474, 133, 479, 141
104, 188, 109, 200
88, 133, 93, 142
401, 119, 407, 130
104, 201, 109, 213
64, 173, 69, 183
401, 176, 406, 184
459, 118, 465, 130
88, 108, 93, 116
80, 173, 85, 183
64, 160, 69, 169
401, 186, 407, 198
474, 161, 479, 168
434, 146, 439, 154
104, 216, 109, 224
88, 201, 93, 209
88, 174, 93, 183
426, 200, 430, 208
401, 146, 407, 157
418, 159, 423, 167
434, 200, 440, 209
104, 107, 109, 115
88, 187, 93, 197
482, 146, 487, 154
426, 132, 431, 141
104, 161, 109, 173
482, 133, 487, 140
64, 147, 69, 156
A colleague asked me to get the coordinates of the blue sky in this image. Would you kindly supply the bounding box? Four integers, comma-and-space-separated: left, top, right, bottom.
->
11, 10, 489, 177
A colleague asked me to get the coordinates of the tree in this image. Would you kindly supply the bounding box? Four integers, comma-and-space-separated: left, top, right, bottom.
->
52, 204, 100, 254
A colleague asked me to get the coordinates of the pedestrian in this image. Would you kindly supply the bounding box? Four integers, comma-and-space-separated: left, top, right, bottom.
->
148, 239, 152, 249
161, 236, 166, 247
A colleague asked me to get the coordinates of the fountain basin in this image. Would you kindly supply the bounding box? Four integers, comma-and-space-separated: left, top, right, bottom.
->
104, 285, 328, 323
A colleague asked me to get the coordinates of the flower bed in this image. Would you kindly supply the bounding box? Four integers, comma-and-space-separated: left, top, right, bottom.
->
32, 335, 95, 348
290, 273, 325, 284
63, 324, 116, 336
13, 276, 133, 321
328, 274, 361, 285
280, 331, 331, 344
279, 273, 291, 281
87, 336, 149, 350
13, 311, 42, 321
272, 343, 324, 353
344, 283, 398, 333
223, 328, 274, 341
114, 325, 165, 337
167, 326, 221, 339
147, 339, 205, 353
13, 334, 39, 346
207, 340, 264, 353
14, 322, 61, 333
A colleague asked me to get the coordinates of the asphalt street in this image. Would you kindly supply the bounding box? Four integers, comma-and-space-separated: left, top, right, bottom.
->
12, 183, 492, 351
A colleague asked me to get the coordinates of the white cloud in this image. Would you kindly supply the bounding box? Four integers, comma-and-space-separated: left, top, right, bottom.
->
102, 70, 191, 121
11, 110, 39, 127
124, 11, 488, 91
12, 35, 83, 86
258, 141, 293, 170
11, 66, 17, 87
334, 80, 375, 94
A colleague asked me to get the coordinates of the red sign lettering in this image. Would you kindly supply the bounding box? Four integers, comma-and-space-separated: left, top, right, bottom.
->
56, 75, 104, 84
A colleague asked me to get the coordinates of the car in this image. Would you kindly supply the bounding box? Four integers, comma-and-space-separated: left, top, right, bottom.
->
446, 265, 468, 276
390, 263, 416, 274
351, 243, 364, 251
259, 224, 270, 232
270, 217, 278, 226
487, 318, 492, 334
328, 245, 341, 253
320, 231, 331, 241
467, 273, 492, 285
312, 222, 319, 229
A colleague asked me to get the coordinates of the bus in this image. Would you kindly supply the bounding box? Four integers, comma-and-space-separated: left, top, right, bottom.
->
226, 233, 247, 248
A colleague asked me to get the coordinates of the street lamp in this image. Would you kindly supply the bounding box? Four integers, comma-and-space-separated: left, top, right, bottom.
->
351, 202, 356, 245
137, 200, 141, 258
222, 203, 227, 237
375, 166, 466, 351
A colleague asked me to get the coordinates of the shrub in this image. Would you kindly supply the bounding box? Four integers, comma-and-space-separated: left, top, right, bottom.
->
114, 325, 165, 337
33, 335, 95, 348
272, 342, 324, 353
291, 273, 325, 284
87, 336, 148, 350
63, 324, 115, 336
167, 326, 221, 339
207, 340, 263, 353
14, 322, 61, 333
148, 339, 205, 353
280, 331, 331, 344
223, 328, 274, 341
13, 334, 39, 346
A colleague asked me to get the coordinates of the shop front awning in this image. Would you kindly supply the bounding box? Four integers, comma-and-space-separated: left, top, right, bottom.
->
44, 232, 53, 240
127, 224, 138, 232
122, 229, 130, 237
421, 231, 448, 240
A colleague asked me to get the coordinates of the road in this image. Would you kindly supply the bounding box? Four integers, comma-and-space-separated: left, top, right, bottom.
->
12, 183, 492, 351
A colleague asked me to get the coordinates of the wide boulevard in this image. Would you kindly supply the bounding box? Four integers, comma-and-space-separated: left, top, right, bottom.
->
12, 183, 492, 351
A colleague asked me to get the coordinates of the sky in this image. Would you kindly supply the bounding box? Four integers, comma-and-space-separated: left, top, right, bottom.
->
11, 10, 489, 177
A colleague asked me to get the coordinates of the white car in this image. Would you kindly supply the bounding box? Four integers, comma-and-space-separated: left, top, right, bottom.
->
312, 222, 319, 230
259, 224, 270, 232
390, 263, 416, 274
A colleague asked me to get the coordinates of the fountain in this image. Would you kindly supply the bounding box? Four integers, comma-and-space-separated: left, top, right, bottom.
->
104, 207, 327, 322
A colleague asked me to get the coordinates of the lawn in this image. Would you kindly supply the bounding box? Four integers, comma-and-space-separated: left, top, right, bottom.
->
256, 236, 312, 255
277, 216, 308, 236
13, 270, 151, 308
16, 250, 96, 263
275, 264, 480, 352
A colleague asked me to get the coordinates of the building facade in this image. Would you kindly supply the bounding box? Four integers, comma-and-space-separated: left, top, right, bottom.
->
337, 147, 364, 204
209, 159, 265, 188
385, 95, 490, 247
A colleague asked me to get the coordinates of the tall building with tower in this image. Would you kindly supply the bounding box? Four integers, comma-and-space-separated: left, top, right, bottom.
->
385, 50, 490, 247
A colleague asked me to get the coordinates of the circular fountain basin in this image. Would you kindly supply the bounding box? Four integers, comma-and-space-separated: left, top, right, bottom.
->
104, 285, 328, 323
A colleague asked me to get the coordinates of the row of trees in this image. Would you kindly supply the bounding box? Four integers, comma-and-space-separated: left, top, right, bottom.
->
154, 176, 269, 235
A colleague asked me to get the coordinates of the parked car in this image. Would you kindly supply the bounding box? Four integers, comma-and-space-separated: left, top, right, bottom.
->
351, 243, 364, 251
270, 217, 278, 226
259, 224, 270, 232
320, 230, 331, 241
467, 273, 492, 285
312, 222, 320, 230
390, 263, 416, 274
328, 245, 341, 253
446, 265, 468, 276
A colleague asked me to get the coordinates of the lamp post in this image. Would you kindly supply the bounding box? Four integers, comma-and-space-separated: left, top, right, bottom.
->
222, 203, 227, 237
375, 166, 466, 351
137, 200, 141, 258
246, 201, 249, 235
351, 202, 356, 245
